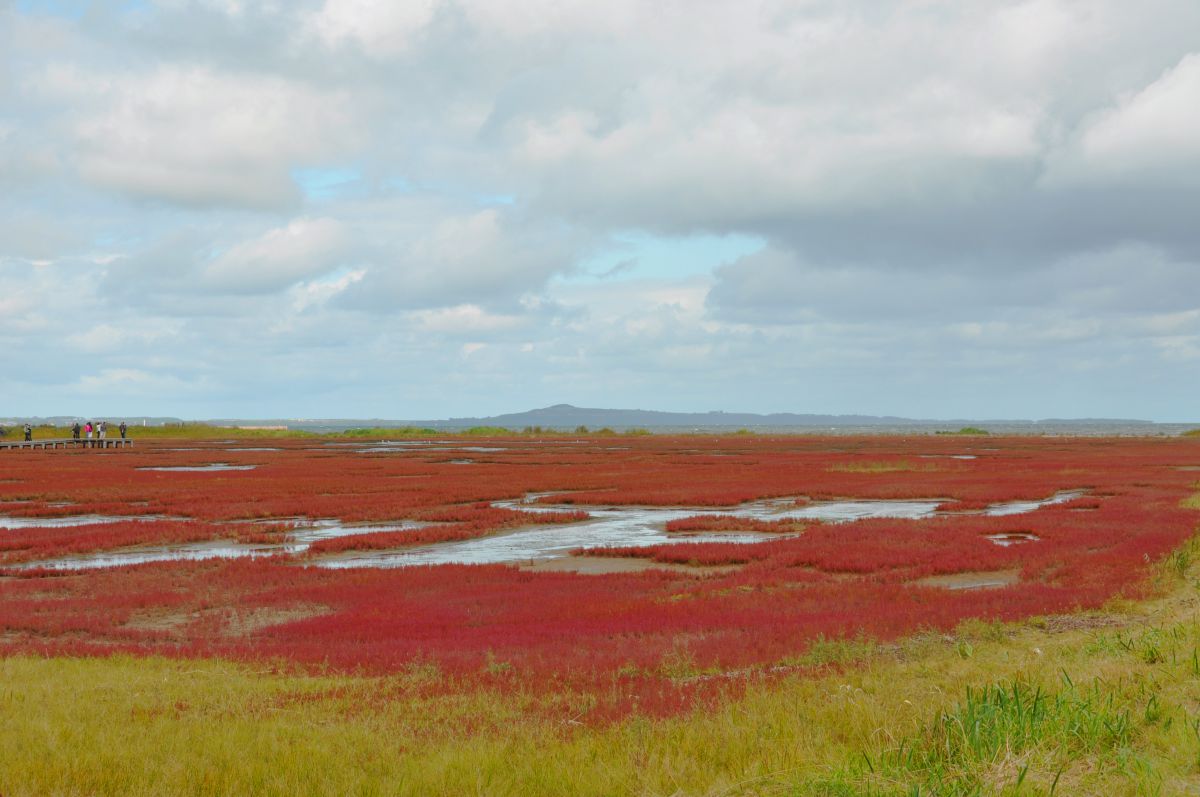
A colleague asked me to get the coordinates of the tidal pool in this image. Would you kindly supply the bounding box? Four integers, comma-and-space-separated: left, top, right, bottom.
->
15, 520, 428, 570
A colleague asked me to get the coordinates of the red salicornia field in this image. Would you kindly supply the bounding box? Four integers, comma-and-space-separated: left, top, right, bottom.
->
2, 434, 1198, 719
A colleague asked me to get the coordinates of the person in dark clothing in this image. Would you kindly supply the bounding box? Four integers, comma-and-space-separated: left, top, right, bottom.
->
23, 424, 32, 442
119, 422, 127, 440
72, 422, 81, 440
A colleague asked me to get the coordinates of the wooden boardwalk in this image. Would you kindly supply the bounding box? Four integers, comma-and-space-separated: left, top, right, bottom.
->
0, 438, 134, 451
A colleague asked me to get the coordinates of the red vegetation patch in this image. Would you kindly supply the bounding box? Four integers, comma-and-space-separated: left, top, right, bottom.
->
0, 520, 238, 564
0, 434, 1198, 720
665, 514, 802, 534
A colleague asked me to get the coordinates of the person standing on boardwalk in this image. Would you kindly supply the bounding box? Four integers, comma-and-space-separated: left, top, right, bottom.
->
99, 421, 107, 441
119, 422, 127, 440
72, 422, 81, 440
23, 424, 31, 442
85, 421, 93, 443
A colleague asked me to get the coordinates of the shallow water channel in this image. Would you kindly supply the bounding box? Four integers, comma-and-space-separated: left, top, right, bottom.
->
0, 514, 166, 530
9, 520, 426, 571
312, 491, 1081, 570
4, 491, 1081, 571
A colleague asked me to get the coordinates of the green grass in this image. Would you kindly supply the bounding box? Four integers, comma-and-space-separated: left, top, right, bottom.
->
1184, 484, 1200, 511
338, 426, 440, 437
937, 427, 991, 436
817, 678, 1136, 795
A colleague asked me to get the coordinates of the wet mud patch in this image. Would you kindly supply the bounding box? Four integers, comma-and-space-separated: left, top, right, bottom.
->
224, 604, 333, 637
123, 603, 332, 638
517, 555, 741, 576
123, 608, 195, 633
913, 569, 1020, 591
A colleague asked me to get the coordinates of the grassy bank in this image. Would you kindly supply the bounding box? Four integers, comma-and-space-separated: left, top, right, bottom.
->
2, 563, 1199, 793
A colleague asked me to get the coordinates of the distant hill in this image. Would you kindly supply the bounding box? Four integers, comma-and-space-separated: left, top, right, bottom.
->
411, 404, 1165, 432
441, 404, 923, 429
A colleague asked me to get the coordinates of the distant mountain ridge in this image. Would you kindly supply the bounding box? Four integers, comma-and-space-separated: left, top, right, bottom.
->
428, 404, 1159, 430
445, 403, 923, 428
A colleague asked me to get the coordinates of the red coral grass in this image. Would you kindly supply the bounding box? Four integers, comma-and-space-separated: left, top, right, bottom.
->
0, 433, 1197, 721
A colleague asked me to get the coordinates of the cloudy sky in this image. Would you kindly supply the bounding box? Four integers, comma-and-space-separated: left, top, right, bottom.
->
2, 0, 1198, 421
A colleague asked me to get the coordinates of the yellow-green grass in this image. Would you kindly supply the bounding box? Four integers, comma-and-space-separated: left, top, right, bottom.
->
2, 423, 667, 441
3, 501, 1199, 795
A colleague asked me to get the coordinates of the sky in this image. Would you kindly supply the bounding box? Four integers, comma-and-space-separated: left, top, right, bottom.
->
1, 0, 1198, 421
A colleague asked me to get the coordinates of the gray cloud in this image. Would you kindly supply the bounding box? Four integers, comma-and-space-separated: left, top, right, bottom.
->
2, 0, 1198, 420
708, 242, 1200, 323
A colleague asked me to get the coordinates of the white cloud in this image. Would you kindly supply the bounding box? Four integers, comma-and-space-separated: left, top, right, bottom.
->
340, 206, 578, 310
41, 65, 356, 209
290, 268, 367, 312
74, 368, 198, 396
1045, 53, 1200, 188
204, 217, 350, 293
300, 0, 438, 57
67, 320, 182, 353
411, 304, 524, 335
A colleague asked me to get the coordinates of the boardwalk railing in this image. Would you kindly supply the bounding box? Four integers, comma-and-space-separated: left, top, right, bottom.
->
0, 438, 134, 451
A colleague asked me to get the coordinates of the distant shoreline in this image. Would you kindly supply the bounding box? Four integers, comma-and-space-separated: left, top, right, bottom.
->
2, 420, 1197, 439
